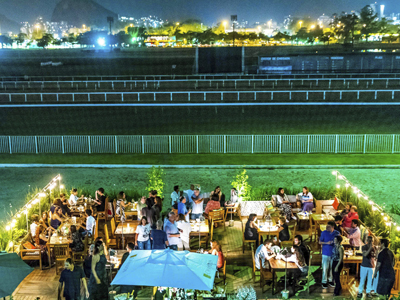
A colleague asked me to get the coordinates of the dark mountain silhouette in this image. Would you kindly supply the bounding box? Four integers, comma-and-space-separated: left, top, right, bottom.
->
51, 0, 118, 28
0, 14, 20, 33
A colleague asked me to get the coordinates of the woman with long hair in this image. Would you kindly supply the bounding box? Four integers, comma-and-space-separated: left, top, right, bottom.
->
50, 206, 63, 229
244, 213, 259, 246
135, 216, 151, 250
177, 214, 191, 250
332, 236, 344, 296
211, 186, 225, 207
281, 245, 308, 295
69, 225, 84, 252
88, 240, 108, 300
116, 191, 131, 222
208, 240, 224, 269
276, 188, 296, 222
35, 225, 50, 268
297, 186, 314, 212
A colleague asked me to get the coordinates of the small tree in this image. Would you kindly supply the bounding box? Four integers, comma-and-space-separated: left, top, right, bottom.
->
146, 166, 164, 198
231, 168, 252, 201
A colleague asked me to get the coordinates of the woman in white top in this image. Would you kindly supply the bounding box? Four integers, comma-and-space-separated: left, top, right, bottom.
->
176, 214, 192, 250
30, 214, 39, 238
276, 188, 297, 222
296, 186, 314, 212
135, 217, 151, 250
69, 188, 83, 206
279, 245, 308, 295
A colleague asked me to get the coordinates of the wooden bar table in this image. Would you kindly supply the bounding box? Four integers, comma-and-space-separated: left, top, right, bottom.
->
343, 253, 363, 277
190, 219, 209, 248
257, 221, 280, 245
114, 220, 139, 249
269, 258, 298, 294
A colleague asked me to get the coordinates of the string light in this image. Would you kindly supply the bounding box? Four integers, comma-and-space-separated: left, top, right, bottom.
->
338, 175, 344, 180
332, 171, 338, 175
345, 183, 350, 188
357, 193, 362, 198
5, 225, 10, 231
336, 184, 340, 189
16, 214, 20, 218
38, 193, 46, 198
397, 226, 400, 231
369, 201, 374, 205
384, 216, 388, 221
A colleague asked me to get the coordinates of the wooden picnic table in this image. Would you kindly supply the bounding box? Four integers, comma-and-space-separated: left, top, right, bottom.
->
114, 220, 140, 248
343, 254, 363, 277
124, 208, 138, 220
269, 258, 298, 294
190, 219, 209, 248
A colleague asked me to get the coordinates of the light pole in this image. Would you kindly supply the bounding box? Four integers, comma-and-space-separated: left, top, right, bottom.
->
299, 21, 302, 29
223, 21, 227, 33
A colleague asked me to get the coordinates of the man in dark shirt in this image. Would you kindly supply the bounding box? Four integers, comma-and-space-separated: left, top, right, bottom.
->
294, 235, 310, 265
357, 236, 376, 298
278, 217, 290, 242
58, 258, 89, 300
373, 238, 395, 298
151, 219, 169, 249
94, 188, 106, 212
141, 199, 156, 228
334, 215, 343, 235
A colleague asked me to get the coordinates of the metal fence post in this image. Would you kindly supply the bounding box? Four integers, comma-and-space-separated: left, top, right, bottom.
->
196, 135, 199, 154
142, 136, 145, 154
307, 135, 310, 153
35, 136, 38, 154
88, 136, 91, 154
115, 136, 118, 154
363, 134, 366, 154
169, 135, 172, 153
279, 135, 282, 154
392, 134, 395, 154
335, 135, 338, 154
252, 135, 254, 154
62, 136, 65, 154
224, 135, 226, 154
8, 136, 12, 154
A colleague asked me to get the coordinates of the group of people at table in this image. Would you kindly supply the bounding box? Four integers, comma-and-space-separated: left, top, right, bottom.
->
252, 192, 396, 299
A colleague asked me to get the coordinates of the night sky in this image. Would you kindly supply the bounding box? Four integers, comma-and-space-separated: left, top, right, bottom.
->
2, 0, 400, 25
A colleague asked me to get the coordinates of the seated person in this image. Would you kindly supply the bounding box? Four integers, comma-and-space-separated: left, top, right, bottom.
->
30, 214, 39, 239
210, 186, 225, 207
276, 188, 297, 222
244, 214, 259, 245
78, 209, 96, 237
69, 225, 85, 252
334, 215, 344, 235
50, 206, 64, 229
69, 188, 84, 206
93, 188, 106, 213
342, 206, 359, 230
226, 188, 238, 207
35, 225, 50, 267
278, 217, 290, 242
205, 195, 221, 215
296, 187, 314, 212
339, 202, 352, 218
294, 235, 310, 266
59, 194, 71, 216
177, 197, 191, 222
255, 240, 276, 270
206, 240, 224, 269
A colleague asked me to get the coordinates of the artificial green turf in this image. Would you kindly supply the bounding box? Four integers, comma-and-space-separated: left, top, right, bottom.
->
2, 153, 400, 165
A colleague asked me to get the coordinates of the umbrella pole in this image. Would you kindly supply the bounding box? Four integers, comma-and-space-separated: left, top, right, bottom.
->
122, 218, 124, 249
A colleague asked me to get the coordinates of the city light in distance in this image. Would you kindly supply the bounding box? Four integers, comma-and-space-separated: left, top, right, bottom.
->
97, 37, 106, 47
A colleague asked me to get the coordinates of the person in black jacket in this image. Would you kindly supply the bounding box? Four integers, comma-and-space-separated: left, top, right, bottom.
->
119, 243, 138, 298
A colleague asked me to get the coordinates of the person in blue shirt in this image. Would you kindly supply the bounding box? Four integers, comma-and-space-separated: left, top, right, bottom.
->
177, 196, 191, 222
319, 221, 340, 289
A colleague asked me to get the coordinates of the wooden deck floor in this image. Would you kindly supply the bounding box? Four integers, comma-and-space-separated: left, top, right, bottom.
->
7, 218, 397, 300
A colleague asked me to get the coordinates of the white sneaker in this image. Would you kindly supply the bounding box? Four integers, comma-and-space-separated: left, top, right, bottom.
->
292, 216, 297, 220
286, 219, 290, 223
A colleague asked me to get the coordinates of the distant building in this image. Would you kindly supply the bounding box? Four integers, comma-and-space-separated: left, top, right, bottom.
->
119, 15, 164, 28
317, 14, 333, 28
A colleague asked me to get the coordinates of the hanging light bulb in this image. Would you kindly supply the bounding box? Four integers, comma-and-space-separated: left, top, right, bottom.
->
338, 175, 344, 180
369, 201, 374, 205
27, 204, 31, 209
38, 193, 46, 198
60, 184, 65, 189
5, 225, 10, 231
384, 216, 388, 221
357, 193, 362, 198
345, 183, 350, 188
17, 213, 20, 218
397, 226, 400, 231
336, 184, 340, 189
364, 196, 368, 200
372, 207, 377, 211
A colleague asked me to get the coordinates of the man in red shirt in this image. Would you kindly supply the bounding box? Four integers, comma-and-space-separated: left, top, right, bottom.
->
342, 206, 359, 229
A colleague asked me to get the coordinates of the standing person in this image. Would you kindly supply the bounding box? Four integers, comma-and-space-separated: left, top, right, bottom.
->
94, 188, 106, 213
373, 239, 395, 299
191, 189, 204, 220
151, 220, 169, 250
141, 199, 156, 228
332, 236, 344, 296
164, 212, 181, 250
297, 187, 314, 212
89, 241, 108, 300
30, 214, 39, 238
50, 206, 64, 230
255, 240, 276, 270
58, 258, 89, 300
276, 188, 297, 221
244, 214, 259, 245
116, 191, 131, 222
177, 214, 191, 250
334, 215, 344, 235
184, 184, 200, 208
78, 209, 96, 237
135, 217, 151, 250
171, 186, 180, 207
177, 197, 191, 222
152, 197, 162, 221
278, 217, 290, 242
319, 221, 340, 289
69, 189, 84, 206
342, 206, 359, 230
358, 236, 377, 298
147, 190, 157, 207
119, 243, 138, 298
137, 196, 147, 220
347, 219, 362, 250
226, 188, 238, 206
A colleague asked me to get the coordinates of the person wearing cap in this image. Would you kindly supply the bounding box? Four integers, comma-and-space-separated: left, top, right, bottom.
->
164, 211, 181, 250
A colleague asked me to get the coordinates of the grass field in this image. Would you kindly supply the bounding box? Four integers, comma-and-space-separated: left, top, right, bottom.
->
1, 105, 400, 135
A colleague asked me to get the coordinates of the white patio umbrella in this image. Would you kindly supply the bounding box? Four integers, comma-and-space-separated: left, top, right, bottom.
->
111, 248, 218, 291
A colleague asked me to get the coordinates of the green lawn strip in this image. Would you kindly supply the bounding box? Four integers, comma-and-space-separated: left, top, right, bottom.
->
1, 153, 400, 166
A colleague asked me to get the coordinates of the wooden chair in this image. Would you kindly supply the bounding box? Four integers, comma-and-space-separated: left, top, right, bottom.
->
110, 217, 117, 238
242, 221, 256, 253
19, 234, 43, 270
53, 244, 70, 275
340, 267, 351, 290
215, 254, 227, 286
104, 225, 117, 248
72, 235, 89, 264
281, 221, 297, 248
224, 204, 238, 222
309, 216, 317, 242
251, 245, 260, 283
97, 197, 109, 222
298, 252, 313, 295
260, 257, 273, 291
209, 209, 226, 240
393, 261, 400, 291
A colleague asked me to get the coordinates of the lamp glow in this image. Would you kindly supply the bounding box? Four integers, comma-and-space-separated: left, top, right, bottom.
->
5, 225, 10, 231
9, 241, 13, 247
332, 171, 338, 175
372, 207, 377, 211
97, 37, 106, 47
27, 204, 31, 209
336, 184, 340, 189
369, 201, 374, 205
12, 219, 16, 224
60, 184, 65, 189
338, 175, 344, 180
17, 214, 20, 218
357, 193, 362, 198
397, 226, 400, 231
345, 183, 350, 188
384, 216, 388, 221
38, 192, 46, 197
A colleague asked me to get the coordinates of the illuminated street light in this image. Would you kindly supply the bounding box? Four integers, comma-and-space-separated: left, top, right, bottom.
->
97, 37, 106, 47
223, 21, 227, 33
268, 20, 272, 29
310, 24, 315, 29
299, 21, 302, 28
